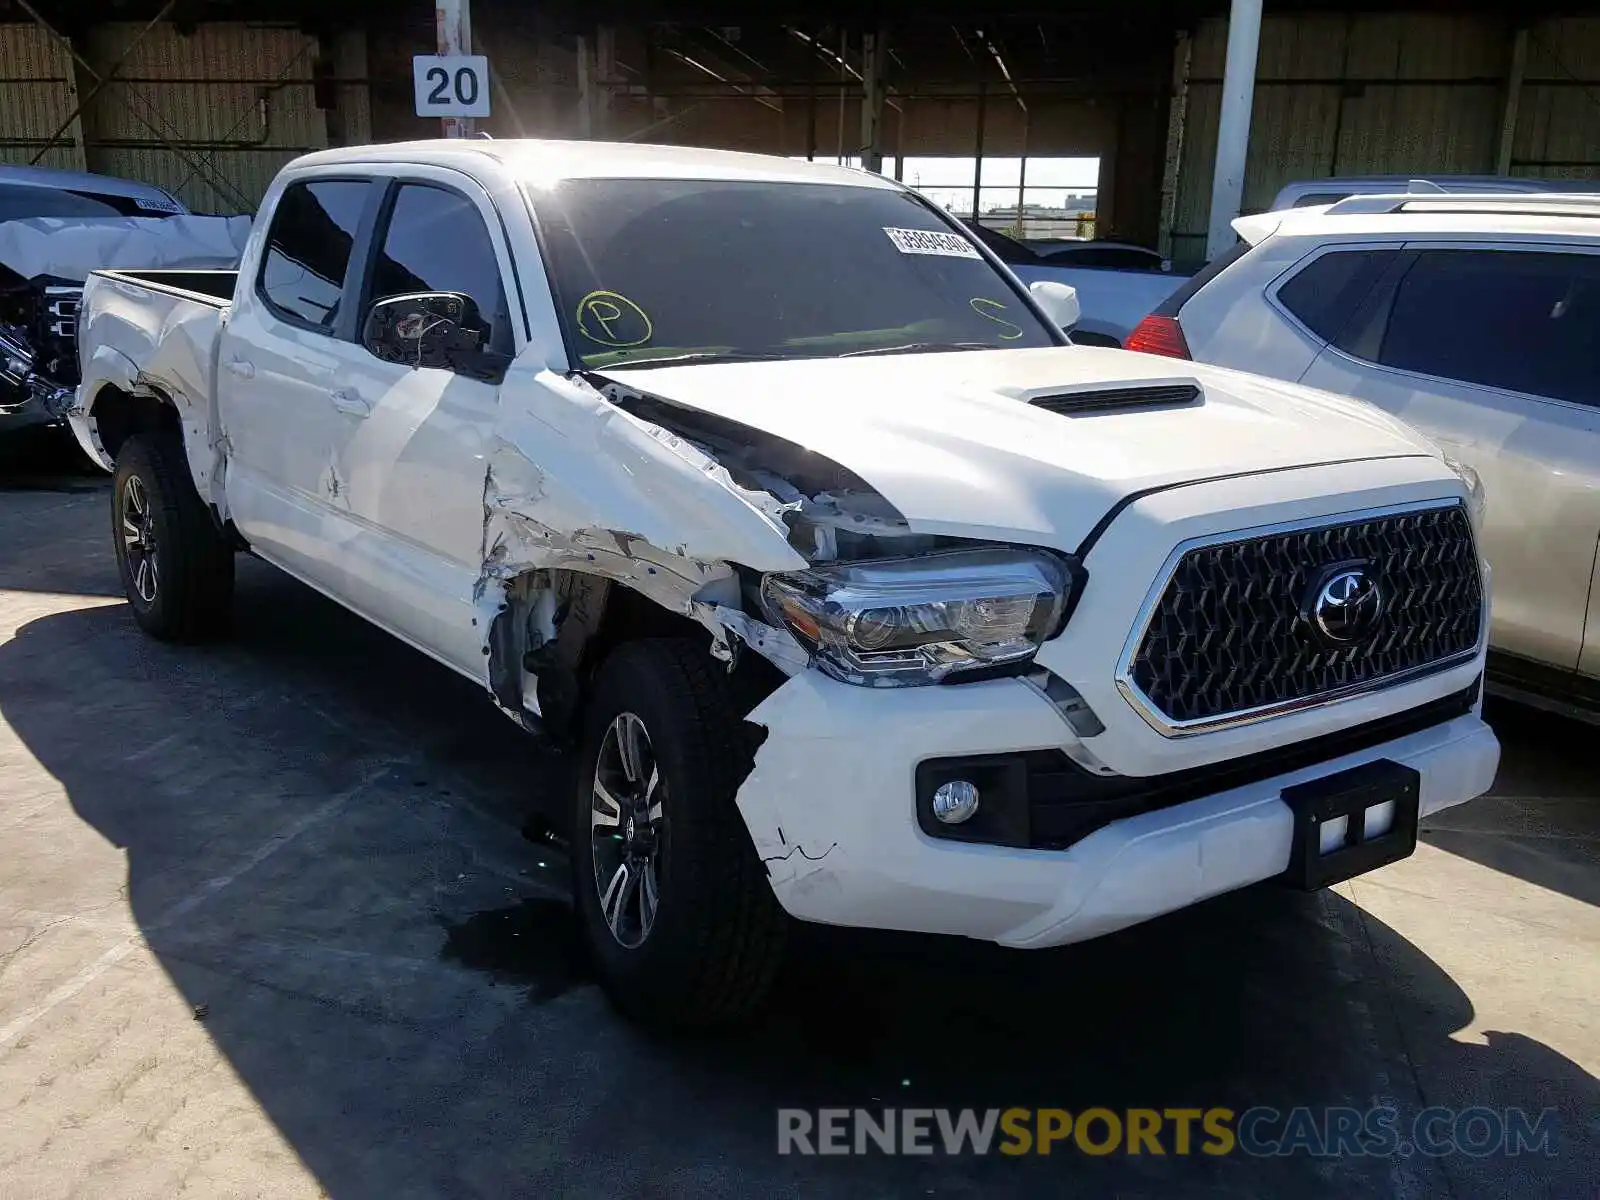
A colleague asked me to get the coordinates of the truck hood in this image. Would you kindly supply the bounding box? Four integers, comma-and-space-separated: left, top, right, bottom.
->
601, 346, 1440, 552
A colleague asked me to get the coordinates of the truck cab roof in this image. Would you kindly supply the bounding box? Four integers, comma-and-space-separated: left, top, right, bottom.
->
288, 138, 899, 189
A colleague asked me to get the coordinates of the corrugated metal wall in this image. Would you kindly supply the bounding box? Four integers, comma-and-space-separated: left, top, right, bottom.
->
0, 23, 83, 171
1519, 19, 1600, 178
1171, 12, 1600, 266
80, 22, 368, 214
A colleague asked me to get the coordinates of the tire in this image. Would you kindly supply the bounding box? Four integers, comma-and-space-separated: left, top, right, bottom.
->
572, 637, 787, 1028
111, 432, 235, 641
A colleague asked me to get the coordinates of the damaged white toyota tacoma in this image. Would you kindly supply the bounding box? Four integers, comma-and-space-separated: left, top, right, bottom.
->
70, 141, 1499, 1027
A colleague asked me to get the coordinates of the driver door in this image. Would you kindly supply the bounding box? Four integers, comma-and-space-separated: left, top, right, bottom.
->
324, 173, 519, 677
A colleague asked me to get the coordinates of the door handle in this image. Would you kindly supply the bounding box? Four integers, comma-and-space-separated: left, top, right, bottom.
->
330, 388, 371, 417
224, 356, 254, 379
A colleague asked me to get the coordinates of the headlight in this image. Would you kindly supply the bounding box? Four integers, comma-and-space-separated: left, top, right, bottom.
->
760, 548, 1079, 687
1440, 451, 1486, 529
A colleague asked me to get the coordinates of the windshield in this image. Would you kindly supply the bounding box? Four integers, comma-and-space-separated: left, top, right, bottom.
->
531, 178, 1059, 368
0, 184, 180, 221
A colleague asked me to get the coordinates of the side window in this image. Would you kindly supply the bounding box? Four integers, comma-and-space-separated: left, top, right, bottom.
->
1378, 250, 1600, 407
258, 179, 369, 331
1277, 249, 1397, 342
369, 184, 511, 353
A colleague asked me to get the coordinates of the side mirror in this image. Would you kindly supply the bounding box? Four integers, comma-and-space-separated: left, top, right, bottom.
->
361, 291, 509, 381
1029, 280, 1081, 332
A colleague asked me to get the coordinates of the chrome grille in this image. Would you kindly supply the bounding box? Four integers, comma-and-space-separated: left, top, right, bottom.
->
1125, 504, 1482, 728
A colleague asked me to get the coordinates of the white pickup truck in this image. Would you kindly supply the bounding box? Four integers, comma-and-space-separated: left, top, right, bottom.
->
71, 140, 1499, 1028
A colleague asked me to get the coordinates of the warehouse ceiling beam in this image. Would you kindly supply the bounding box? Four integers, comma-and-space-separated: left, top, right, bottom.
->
657, 25, 783, 112
659, 43, 782, 112
786, 26, 902, 115
977, 27, 1026, 114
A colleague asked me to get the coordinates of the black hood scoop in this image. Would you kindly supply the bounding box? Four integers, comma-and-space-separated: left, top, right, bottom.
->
1030, 383, 1201, 416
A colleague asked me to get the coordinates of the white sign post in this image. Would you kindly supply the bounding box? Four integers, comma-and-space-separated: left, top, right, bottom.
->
413, 55, 491, 124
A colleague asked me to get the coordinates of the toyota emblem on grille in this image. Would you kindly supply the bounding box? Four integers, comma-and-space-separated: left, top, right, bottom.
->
1308, 566, 1383, 643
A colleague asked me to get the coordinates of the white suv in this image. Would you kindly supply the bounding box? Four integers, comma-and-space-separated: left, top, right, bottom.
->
1128, 193, 1600, 715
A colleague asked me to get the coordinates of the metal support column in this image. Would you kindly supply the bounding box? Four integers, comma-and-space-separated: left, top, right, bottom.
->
1157, 32, 1191, 262
836, 29, 848, 163
1497, 26, 1529, 176
893, 102, 905, 180
860, 26, 887, 173
972, 80, 986, 222
575, 30, 613, 140
436, 0, 473, 138
595, 26, 614, 140
1205, 0, 1262, 260
1016, 113, 1029, 237
806, 80, 817, 161
576, 37, 591, 137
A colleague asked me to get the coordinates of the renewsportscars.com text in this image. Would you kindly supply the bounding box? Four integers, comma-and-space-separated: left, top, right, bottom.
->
776, 1106, 1559, 1158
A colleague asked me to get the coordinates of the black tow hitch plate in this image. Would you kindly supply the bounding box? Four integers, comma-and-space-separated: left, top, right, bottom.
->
1280, 759, 1421, 890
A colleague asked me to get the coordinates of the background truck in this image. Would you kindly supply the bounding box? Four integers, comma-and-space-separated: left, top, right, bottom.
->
72, 139, 1498, 1027
0, 163, 247, 449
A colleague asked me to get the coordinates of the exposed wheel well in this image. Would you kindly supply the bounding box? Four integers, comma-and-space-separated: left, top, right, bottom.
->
492, 570, 785, 745
89, 384, 179, 463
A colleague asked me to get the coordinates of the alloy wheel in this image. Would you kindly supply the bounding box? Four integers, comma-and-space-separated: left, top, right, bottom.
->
121, 475, 159, 604
590, 711, 665, 949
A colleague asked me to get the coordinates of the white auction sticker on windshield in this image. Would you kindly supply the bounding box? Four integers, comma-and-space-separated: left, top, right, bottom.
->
883, 227, 981, 259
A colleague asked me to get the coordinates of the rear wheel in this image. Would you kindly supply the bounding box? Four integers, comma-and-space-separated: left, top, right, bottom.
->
112, 432, 234, 640
572, 638, 787, 1028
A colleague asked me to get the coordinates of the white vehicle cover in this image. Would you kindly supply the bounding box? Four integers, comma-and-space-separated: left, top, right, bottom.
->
0, 214, 252, 281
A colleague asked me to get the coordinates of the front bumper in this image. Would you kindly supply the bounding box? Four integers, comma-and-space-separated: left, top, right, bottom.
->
736, 455, 1498, 948
738, 669, 1497, 948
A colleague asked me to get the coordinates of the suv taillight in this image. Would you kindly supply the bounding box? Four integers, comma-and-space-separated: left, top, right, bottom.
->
1125, 314, 1191, 360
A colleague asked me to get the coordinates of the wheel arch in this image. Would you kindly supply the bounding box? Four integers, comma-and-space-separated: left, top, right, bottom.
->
488, 568, 786, 746
84, 382, 181, 466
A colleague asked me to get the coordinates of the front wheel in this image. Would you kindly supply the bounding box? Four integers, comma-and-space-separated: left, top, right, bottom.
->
572, 638, 787, 1028
112, 432, 234, 641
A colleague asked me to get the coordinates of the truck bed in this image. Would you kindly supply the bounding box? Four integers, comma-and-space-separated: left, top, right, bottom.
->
73, 268, 238, 491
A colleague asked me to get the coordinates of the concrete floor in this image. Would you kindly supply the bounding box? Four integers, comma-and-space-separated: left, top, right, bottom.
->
0, 463, 1595, 1199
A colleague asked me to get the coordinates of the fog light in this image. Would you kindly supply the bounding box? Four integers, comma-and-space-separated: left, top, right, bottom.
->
931, 780, 980, 824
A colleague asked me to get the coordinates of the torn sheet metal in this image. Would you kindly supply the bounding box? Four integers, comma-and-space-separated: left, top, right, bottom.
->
470, 369, 824, 719
697, 603, 809, 675
0, 215, 251, 281
475, 368, 807, 627
72, 271, 230, 499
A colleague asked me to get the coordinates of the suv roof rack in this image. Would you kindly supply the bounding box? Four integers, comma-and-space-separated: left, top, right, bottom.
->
1323, 192, 1600, 219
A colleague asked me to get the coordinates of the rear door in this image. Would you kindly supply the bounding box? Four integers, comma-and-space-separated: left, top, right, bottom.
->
1300, 243, 1600, 673
217, 173, 381, 587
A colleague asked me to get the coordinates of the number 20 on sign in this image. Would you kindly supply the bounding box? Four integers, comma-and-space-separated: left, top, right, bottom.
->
412, 55, 491, 119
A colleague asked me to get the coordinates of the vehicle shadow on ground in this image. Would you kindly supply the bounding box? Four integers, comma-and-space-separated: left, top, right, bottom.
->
0, 562, 1594, 1198
0, 429, 103, 490
1419, 700, 1600, 908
